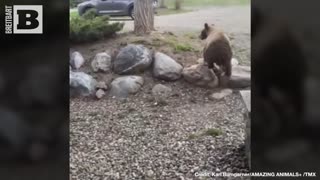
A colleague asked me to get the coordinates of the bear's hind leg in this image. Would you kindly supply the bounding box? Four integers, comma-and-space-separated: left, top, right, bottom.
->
225, 61, 232, 77
208, 62, 214, 69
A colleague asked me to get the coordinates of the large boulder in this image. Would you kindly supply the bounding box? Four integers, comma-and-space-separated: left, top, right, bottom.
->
70, 72, 97, 97
182, 64, 219, 89
110, 76, 144, 98
228, 65, 251, 89
197, 57, 239, 66
70, 51, 85, 69
91, 52, 112, 73
153, 52, 183, 81
113, 44, 152, 75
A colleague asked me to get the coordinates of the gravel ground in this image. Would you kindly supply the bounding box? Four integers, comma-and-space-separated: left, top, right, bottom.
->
70, 74, 249, 180
71, 5, 250, 180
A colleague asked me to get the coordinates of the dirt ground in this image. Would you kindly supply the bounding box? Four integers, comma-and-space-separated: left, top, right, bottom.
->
122, 6, 250, 34
70, 5, 251, 180
120, 6, 251, 65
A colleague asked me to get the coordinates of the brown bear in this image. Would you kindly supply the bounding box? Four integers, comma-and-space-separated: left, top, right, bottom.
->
200, 23, 233, 78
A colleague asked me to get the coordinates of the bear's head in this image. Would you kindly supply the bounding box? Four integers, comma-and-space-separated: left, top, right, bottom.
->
199, 23, 214, 40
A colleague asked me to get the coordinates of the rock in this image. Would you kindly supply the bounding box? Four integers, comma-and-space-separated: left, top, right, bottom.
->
96, 81, 108, 90
70, 51, 85, 69
240, 90, 251, 112
197, 58, 238, 67
113, 44, 152, 75
110, 76, 144, 98
197, 58, 205, 65
91, 52, 112, 73
153, 52, 183, 81
231, 58, 239, 66
182, 64, 219, 89
95, 89, 106, 99
152, 84, 172, 102
228, 66, 251, 89
210, 89, 233, 100
147, 170, 154, 177
70, 72, 97, 97
232, 65, 250, 78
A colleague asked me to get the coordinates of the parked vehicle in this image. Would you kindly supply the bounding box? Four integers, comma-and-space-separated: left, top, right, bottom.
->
77, 0, 158, 19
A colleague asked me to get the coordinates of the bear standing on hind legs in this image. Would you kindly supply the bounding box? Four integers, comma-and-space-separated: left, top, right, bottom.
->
200, 23, 233, 85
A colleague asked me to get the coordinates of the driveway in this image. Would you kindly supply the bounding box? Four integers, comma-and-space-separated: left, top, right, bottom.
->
121, 6, 250, 35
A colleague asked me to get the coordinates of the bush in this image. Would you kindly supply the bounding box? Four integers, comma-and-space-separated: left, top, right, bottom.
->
70, 0, 77, 8
70, 0, 84, 8
70, 9, 124, 43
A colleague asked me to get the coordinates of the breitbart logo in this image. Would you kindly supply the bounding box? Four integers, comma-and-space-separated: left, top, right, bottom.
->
5, 5, 43, 34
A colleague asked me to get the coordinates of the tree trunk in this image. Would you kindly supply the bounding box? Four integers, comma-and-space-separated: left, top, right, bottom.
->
134, 0, 155, 35
160, 0, 166, 8
175, 0, 181, 10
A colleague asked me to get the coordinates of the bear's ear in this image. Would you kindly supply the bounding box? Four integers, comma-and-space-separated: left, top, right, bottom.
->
204, 23, 209, 30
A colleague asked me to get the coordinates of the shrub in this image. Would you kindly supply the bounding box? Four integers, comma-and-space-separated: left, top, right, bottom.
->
70, 0, 77, 8
70, 9, 124, 43
70, 0, 84, 8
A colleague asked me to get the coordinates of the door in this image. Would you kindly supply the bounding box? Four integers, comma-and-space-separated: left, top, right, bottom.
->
96, 0, 118, 15
110, 0, 131, 15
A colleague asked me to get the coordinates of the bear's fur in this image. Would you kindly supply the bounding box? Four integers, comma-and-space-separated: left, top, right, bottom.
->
200, 23, 233, 77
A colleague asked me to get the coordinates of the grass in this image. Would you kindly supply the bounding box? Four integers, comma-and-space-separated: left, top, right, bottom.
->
188, 128, 223, 140
184, 32, 198, 39
70, 11, 78, 19
129, 33, 200, 53
174, 43, 195, 52
188, 134, 198, 140
166, 0, 250, 8
130, 38, 162, 47
161, 35, 199, 53
203, 128, 222, 137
